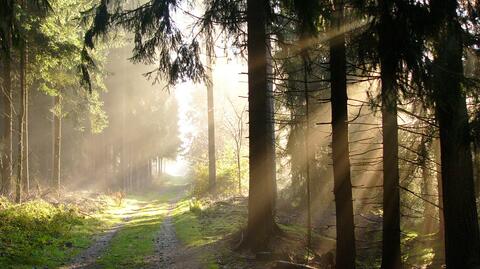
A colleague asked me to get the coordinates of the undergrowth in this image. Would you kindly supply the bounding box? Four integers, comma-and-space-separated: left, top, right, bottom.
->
0, 196, 103, 268
173, 197, 247, 268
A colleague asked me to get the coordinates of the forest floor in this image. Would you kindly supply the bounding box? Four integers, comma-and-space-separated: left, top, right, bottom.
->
61, 180, 196, 269
1, 177, 342, 269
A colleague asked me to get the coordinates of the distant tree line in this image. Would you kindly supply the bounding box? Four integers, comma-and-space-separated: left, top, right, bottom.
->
0, 0, 182, 199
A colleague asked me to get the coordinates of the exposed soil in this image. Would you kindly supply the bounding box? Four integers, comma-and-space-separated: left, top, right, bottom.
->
63, 183, 202, 269
149, 201, 202, 268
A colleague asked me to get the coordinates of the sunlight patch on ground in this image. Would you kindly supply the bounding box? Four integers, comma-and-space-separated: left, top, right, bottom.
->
97, 194, 171, 268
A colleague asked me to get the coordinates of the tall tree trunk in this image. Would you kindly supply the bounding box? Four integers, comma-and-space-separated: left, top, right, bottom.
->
433, 138, 445, 262
103, 133, 108, 189
244, 0, 276, 251
329, 2, 356, 267
206, 50, 216, 190
235, 115, 243, 195
24, 77, 29, 194
474, 143, 480, 198
267, 41, 277, 207
121, 92, 127, 191
378, 1, 401, 268
21, 34, 29, 195
53, 95, 61, 190
379, 51, 402, 269
380, 65, 401, 269
421, 141, 435, 235
22, 0, 29, 194
1, 26, 13, 196
148, 158, 152, 183
127, 142, 132, 191
431, 1, 480, 266
128, 147, 133, 191
91, 133, 97, 185
16, 33, 28, 203
237, 146, 242, 194
302, 57, 312, 248
160, 157, 163, 175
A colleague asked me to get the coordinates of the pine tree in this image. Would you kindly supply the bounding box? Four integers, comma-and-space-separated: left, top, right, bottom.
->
377, 1, 401, 267
430, 0, 480, 266
53, 95, 61, 190
206, 47, 216, 191
0, 0, 14, 196
330, 1, 356, 267
243, 0, 277, 251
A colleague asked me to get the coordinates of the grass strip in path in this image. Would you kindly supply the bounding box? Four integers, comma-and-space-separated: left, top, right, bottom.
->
95, 193, 172, 269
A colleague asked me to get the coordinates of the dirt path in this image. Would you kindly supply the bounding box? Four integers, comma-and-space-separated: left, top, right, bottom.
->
61, 199, 139, 269
60, 220, 127, 269
63, 184, 201, 269
150, 194, 202, 268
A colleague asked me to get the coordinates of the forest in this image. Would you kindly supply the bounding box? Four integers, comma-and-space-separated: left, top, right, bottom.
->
1, 0, 480, 268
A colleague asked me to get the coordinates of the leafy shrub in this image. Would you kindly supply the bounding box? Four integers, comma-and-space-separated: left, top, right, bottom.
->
190, 160, 237, 198
190, 145, 246, 198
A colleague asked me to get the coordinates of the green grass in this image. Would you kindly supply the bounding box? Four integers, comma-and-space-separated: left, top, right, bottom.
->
0, 191, 170, 269
0, 196, 112, 269
172, 200, 206, 247
96, 195, 170, 268
172, 198, 246, 267
0, 181, 189, 269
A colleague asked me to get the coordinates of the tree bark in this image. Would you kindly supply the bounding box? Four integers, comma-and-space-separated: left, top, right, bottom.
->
302, 58, 312, 248
431, 1, 480, 266
378, 1, 401, 267
24, 73, 29, 194
267, 41, 277, 208
22, 33, 29, 195
206, 50, 216, 190
15, 33, 28, 203
1, 26, 13, 196
474, 143, 480, 198
237, 151, 242, 194
244, 0, 277, 251
53, 95, 62, 190
148, 158, 152, 183
121, 92, 127, 191
421, 141, 435, 235
329, 2, 356, 267
22, 0, 29, 195
379, 67, 401, 269
433, 138, 445, 261
103, 132, 108, 189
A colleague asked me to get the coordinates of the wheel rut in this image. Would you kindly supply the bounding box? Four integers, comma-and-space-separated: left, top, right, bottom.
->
151, 197, 202, 269
60, 219, 127, 269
